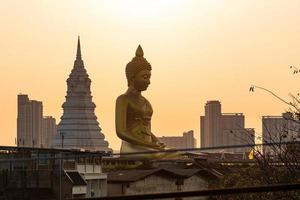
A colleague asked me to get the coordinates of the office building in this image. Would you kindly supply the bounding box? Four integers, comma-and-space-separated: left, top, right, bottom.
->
200, 100, 254, 153
262, 112, 299, 155
42, 116, 57, 148
158, 130, 196, 149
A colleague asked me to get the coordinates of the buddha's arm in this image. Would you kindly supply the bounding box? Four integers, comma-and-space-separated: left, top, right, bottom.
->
150, 133, 165, 149
148, 122, 166, 148
150, 130, 159, 142
115, 97, 163, 150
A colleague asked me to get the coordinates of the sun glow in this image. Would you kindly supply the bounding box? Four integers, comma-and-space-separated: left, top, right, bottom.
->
2, 0, 300, 151
102, 0, 183, 22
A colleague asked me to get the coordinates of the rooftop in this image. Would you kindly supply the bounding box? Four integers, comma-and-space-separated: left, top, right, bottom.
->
108, 167, 218, 183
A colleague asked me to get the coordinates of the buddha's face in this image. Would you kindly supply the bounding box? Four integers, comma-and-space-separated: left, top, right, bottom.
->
132, 69, 151, 91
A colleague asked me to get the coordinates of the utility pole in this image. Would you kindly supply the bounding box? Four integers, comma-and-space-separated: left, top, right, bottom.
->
60, 132, 64, 148
21, 139, 25, 199
59, 152, 62, 200
59, 132, 64, 200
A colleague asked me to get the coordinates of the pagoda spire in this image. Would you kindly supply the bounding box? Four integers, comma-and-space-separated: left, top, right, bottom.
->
51, 36, 110, 152
76, 36, 82, 60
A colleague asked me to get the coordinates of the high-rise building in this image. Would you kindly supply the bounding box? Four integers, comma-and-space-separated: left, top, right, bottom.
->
51, 37, 110, 152
158, 130, 196, 149
17, 94, 43, 147
262, 112, 299, 155
200, 100, 254, 153
42, 116, 57, 148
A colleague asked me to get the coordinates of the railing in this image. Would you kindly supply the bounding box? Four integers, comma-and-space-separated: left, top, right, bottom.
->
0, 141, 299, 200
66, 183, 300, 200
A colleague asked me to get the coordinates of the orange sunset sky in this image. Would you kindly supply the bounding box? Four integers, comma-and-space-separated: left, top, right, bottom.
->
1, 0, 300, 150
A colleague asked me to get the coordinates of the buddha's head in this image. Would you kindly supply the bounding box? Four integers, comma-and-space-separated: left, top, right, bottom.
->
126, 45, 152, 91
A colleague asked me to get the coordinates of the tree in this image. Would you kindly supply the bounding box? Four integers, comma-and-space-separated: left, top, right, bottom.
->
211, 66, 300, 200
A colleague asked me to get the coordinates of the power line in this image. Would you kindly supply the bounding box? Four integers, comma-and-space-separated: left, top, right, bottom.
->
0, 141, 299, 162
113, 141, 300, 156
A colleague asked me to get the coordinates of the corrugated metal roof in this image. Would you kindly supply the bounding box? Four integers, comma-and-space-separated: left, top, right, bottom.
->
108, 167, 218, 182
66, 171, 87, 186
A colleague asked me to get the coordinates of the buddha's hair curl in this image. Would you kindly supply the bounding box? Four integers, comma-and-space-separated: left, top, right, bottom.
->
125, 45, 151, 86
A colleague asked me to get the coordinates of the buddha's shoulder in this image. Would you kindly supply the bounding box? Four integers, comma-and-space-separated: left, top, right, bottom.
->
116, 93, 131, 102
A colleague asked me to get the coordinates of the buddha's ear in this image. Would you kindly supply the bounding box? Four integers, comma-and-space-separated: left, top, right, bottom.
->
127, 73, 135, 86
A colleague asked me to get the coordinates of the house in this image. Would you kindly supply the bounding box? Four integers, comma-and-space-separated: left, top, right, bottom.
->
107, 167, 218, 200
0, 146, 108, 199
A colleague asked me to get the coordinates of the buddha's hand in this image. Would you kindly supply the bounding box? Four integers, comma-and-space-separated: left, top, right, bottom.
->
143, 141, 163, 150
130, 124, 147, 137
152, 142, 165, 150
157, 142, 166, 149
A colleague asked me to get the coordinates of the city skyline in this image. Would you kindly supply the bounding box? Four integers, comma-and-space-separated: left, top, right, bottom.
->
1, 1, 300, 151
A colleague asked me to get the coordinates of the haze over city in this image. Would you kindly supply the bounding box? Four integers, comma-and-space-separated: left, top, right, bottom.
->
1, 0, 300, 151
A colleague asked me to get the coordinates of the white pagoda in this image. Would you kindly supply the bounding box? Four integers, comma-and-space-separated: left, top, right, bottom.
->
51, 37, 110, 152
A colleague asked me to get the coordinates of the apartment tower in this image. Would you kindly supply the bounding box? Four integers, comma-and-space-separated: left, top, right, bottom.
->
17, 94, 43, 147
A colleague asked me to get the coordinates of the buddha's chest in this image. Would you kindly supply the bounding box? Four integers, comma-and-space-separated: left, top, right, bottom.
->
127, 98, 153, 119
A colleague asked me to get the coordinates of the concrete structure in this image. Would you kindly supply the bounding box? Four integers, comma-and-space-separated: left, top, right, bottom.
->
0, 146, 108, 199
107, 168, 218, 200
200, 101, 254, 153
75, 162, 108, 198
191, 152, 252, 163
51, 37, 110, 152
41, 116, 57, 148
262, 112, 299, 155
158, 130, 196, 149
17, 94, 43, 148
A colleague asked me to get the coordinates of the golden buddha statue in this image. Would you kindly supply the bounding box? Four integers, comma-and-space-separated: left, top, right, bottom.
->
115, 45, 166, 157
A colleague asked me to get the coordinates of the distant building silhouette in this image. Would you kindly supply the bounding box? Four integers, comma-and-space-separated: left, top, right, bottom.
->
51, 37, 110, 152
42, 116, 57, 148
262, 112, 299, 155
200, 100, 254, 153
17, 94, 43, 147
17, 94, 57, 148
158, 130, 197, 149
